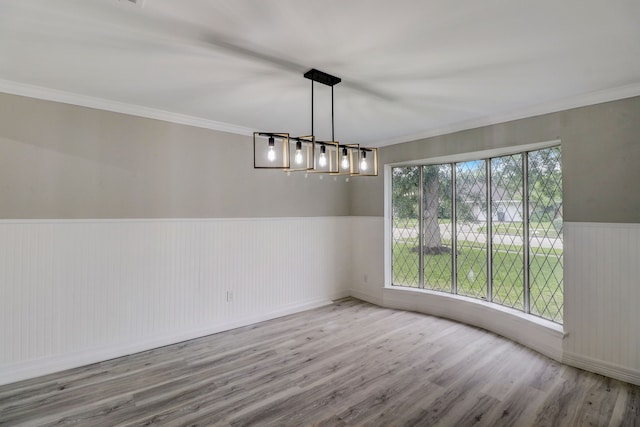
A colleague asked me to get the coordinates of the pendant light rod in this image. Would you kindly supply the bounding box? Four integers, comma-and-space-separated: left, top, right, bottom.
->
332, 85, 335, 142
304, 68, 341, 142
254, 68, 378, 176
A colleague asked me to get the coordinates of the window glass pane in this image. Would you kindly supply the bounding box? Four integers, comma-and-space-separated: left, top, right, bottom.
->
491, 154, 524, 310
389, 145, 563, 324
528, 147, 563, 322
392, 167, 420, 287
456, 160, 488, 299
422, 164, 453, 292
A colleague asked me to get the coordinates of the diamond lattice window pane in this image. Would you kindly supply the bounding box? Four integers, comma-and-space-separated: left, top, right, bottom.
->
390, 148, 563, 323
491, 155, 524, 310
392, 167, 420, 288
456, 160, 488, 300
528, 147, 563, 323
422, 164, 453, 292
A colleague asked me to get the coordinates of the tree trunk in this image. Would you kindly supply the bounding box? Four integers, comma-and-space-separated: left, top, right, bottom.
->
423, 170, 442, 252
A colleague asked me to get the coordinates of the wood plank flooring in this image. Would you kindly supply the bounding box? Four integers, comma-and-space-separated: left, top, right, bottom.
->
1, 298, 638, 426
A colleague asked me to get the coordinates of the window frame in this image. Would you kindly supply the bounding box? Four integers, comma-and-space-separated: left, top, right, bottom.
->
385, 140, 563, 323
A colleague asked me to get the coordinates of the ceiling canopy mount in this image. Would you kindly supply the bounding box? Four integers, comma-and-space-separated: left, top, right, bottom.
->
303, 69, 342, 87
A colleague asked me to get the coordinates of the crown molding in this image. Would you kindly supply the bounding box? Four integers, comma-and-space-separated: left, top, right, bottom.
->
0, 79, 255, 137
372, 82, 640, 147
2, 78, 639, 147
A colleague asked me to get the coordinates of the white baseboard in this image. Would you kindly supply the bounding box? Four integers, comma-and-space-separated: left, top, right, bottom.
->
382, 287, 565, 361
346, 287, 564, 363
4, 289, 638, 388
563, 351, 640, 386
348, 287, 640, 387
0, 296, 339, 386
349, 289, 384, 306
0, 217, 353, 387
563, 221, 640, 387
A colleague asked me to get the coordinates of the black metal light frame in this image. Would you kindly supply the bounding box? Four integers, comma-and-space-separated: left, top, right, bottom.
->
253, 132, 290, 169
253, 68, 377, 176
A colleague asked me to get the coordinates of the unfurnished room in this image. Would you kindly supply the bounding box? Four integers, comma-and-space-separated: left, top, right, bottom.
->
0, 1, 639, 426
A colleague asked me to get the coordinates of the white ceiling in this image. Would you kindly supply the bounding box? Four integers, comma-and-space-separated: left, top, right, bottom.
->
1, 0, 639, 147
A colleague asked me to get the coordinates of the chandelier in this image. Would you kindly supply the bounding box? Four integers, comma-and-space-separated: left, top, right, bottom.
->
253, 69, 378, 177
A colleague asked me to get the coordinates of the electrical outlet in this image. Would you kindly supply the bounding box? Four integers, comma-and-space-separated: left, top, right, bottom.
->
226, 291, 233, 302
363, 274, 368, 283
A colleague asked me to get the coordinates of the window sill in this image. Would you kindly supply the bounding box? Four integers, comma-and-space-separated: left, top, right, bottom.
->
382, 285, 565, 360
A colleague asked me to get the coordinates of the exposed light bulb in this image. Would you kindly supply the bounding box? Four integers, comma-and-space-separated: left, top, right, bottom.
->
318, 145, 327, 167
341, 147, 349, 169
267, 136, 276, 162
319, 152, 327, 167
360, 150, 367, 171
341, 156, 349, 169
294, 140, 303, 165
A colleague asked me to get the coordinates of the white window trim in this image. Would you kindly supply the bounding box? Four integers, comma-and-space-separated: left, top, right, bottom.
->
382, 139, 565, 361
384, 138, 561, 290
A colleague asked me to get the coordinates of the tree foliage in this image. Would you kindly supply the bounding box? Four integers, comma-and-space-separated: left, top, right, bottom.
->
392, 166, 419, 220
391, 146, 563, 248
528, 147, 562, 223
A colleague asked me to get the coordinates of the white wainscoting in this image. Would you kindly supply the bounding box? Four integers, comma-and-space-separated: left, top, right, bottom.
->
350, 216, 563, 362
3, 218, 639, 387
350, 217, 385, 305
563, 222, 640, 385
0, 217, 352, 386
350, 217, 640, 386
381, 287, 565, 361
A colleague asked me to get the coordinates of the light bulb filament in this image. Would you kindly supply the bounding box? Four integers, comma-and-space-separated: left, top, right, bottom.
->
267, 136, 276, 162
318, 145, 327, 167
319, 152, 327, 167
294, 140, 303, 165
341, 147, 349, 169
360, 150, 367, 170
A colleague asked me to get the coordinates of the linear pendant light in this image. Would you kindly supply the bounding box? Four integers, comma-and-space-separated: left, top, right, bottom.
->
253, 69, 377, 177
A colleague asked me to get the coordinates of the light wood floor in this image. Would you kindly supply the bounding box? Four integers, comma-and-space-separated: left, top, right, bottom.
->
1, 298, 638, 426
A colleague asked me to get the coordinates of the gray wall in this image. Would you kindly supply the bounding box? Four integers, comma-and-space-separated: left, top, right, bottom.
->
2, 92, 638, 222
351, 96, 640, 224
0, 93, 350, 219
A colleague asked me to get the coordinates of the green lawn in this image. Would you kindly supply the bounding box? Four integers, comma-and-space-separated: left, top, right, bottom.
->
478, 222, 561, 239
392, 241, 563, 323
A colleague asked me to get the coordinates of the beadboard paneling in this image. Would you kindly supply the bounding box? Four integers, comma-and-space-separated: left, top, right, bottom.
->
349, 216, 564, 361
0, 217, 351, 385
4, 218, 639, 387
350, 217, 640, 385
350, 216, 385, 305
563, 221, 640, 385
